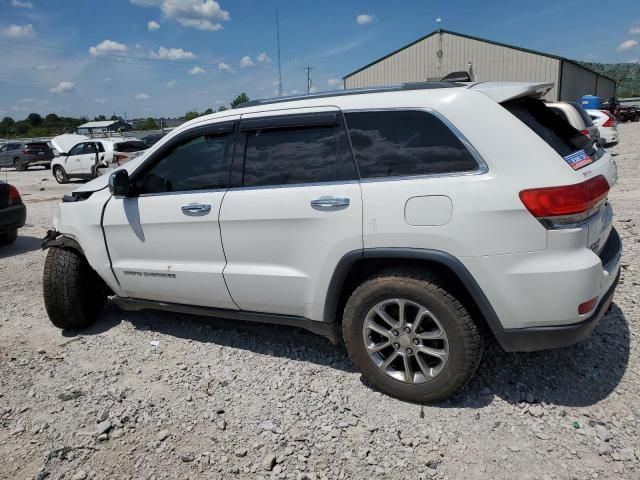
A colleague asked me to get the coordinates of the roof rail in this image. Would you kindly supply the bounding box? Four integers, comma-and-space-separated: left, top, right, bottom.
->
235, 81, 461, 109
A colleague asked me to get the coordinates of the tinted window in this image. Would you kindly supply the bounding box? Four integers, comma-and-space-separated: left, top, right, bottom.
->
241, 125, 356, 187
26, 142, 49, 149
114, 141, 147, 153
504, 98, 598, 159
345, 111, 479, 178
138, 132, 232, 194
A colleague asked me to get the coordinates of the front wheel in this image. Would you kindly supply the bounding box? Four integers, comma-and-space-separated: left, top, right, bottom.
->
53, 166, 68, 184
342, 269, 483, 403
43, 247, 108, 329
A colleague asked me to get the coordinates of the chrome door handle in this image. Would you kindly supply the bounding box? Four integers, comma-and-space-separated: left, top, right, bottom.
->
310, 196, 350, 209
181, 203, 212, 215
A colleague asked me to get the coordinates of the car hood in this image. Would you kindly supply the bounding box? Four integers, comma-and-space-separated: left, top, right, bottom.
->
51, 134, 88, 154
72, 155, 147, 193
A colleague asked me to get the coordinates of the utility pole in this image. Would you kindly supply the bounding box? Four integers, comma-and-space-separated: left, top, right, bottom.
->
276, 9, 283, 97
305, 66, 313, 94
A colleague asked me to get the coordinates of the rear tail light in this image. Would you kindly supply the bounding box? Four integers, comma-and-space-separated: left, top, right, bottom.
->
580, 129, 590, 137
21, 148, 29, 154
601, 111, 616, 128
519, 175, 610, 225
578, 297, 598, 315
113, 154, 127, 164
7, 185, 21, 205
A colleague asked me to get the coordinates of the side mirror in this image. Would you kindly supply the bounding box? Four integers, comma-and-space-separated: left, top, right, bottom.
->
109, 169, 131, 197
59, 152, 68, 157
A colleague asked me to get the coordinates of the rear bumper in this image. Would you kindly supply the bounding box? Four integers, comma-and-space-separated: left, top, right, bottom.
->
494, 269, 620, 352
0, 203, 27, 232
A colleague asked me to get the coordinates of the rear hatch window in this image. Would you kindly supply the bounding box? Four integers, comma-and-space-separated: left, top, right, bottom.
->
114, 141, 148, 153
503, 97, 603, 168
26, 142, 50, 150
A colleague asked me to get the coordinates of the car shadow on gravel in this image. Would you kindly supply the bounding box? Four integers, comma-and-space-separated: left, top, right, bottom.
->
62, 303, 355, 372
445, 304, 630, 408
0, 235, 42, 259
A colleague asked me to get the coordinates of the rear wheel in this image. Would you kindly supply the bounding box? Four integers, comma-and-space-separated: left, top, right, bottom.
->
342, 269, 483, 403
53, 166, 68, 184
43, 247, 108, 329
14, 158, 28, 171
0, 230, 17, 246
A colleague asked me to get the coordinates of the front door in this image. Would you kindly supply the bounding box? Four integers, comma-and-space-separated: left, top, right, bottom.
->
65, 142, 92, 175
102, 118, 239, 308
219, 109, 363, 321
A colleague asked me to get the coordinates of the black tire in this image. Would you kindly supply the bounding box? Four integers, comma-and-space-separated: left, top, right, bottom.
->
14, 158, 28, 171
342, 269, 483, 403
45, 163, 51, 170
53, 166, 68, 184
0, 229, 17, 246
43, 247, 107, 329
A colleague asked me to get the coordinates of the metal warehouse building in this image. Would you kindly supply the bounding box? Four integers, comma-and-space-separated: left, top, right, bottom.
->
344, 29, 616, 101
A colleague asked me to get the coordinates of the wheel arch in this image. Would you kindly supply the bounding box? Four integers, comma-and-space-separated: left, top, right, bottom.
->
324, 248, 503, 336
42, 231, 84, 256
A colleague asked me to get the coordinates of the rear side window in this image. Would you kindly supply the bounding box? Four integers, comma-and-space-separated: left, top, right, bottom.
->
503, 98, 598, 159
344, 111, 479, 179
569, 102, 594, 127
241, 125, 356, 187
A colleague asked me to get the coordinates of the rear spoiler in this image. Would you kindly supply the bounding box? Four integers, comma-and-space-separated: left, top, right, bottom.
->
466, 82, 554, 103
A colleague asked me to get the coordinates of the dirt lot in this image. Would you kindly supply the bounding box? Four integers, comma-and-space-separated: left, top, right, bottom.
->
1, 123, 639, 480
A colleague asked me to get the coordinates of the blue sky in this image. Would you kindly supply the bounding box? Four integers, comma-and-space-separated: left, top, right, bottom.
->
1, 0, 639, 120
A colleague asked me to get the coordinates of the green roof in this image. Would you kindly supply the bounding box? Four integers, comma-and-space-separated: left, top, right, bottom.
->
343, 29, 616, 84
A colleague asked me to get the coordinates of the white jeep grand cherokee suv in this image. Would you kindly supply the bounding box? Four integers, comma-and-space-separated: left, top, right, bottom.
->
42, 81, 621, 402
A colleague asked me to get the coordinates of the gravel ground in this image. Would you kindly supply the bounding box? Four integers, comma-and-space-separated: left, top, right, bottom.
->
1, 123, 639, 480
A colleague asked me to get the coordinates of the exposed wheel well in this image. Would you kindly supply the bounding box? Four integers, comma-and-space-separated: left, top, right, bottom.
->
330, 256, 494, 338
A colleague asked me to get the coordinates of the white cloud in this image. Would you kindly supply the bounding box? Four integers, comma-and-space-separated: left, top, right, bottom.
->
49, 81, 75, 94
35, 64, 56, 70
135, 93, 150, 100
104, 77, 112, 82
240, 56, 254, 68
327, 78, 342, 87
95, 98, 107, 104
148, 20, 160, 31
218, 62, 234, 73
356, 14, 375, 25
11, 0, 33, 8
130, 0, 230, 32
150, 46, 196, 60
89, 39, 128, 56
256, 52, 271, 63
309, 86, 318, 94
18, 98, 34, 103
188, 66, 206, 75
166, 80, 177, 88
1, 24, 33, 38
617, 39, 638, 51
630, 23, 640, 35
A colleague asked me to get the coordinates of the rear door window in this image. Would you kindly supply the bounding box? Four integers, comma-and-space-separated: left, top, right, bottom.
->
503, 98, 601, 161
114, 141, 147, 153
239, 120, 356, 187
344, 110, 479, 179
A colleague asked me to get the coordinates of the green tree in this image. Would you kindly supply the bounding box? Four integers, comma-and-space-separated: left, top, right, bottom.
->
230, 93, 249, 108
45, 113, 59, 123
184, 111, 200, 121
203, 108, 213, 115
94, 114, 107, 121
217, 106, 228, 112
140, 117, 158, 130
27, 113, 43, 126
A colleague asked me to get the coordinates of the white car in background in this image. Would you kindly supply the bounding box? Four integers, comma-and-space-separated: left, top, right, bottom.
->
50, 136, 147, 184
546, 101, 601, 145
588, 109, 619, 146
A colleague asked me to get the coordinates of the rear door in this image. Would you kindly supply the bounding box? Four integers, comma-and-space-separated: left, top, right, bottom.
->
219, 109, 362, 320
102, 117, 239, 308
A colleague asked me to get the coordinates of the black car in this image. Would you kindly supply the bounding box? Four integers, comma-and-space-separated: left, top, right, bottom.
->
0, 181, 26, 245
0, 141, 55, 171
